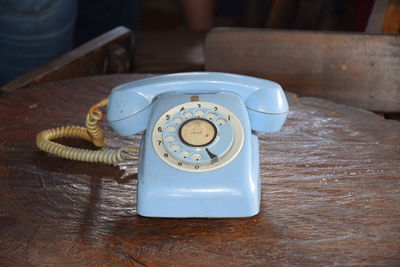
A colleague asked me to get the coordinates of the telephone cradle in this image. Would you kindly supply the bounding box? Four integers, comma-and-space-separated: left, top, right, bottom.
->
106, 72, 289, 218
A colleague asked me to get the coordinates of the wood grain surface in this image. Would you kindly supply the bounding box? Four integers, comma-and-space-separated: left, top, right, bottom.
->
204, 28, 400, 113
0, 74, 399, 266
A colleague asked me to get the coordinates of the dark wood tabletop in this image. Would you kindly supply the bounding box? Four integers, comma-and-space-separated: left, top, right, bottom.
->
0, 74, 399, 266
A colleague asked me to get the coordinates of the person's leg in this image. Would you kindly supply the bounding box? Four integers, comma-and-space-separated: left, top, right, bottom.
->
0, 0, 77, 85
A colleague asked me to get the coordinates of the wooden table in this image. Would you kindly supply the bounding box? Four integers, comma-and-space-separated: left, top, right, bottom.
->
0, 74, 399, 266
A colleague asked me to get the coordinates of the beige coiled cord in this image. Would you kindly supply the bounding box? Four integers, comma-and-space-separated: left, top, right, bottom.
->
36, 98, 138, 164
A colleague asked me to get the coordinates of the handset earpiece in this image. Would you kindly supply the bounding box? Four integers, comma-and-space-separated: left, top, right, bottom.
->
245, 82, 289, 132
107, 88, 153, 136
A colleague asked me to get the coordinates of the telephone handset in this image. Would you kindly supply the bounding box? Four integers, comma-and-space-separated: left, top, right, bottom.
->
107, 72, 288, 136
36, 72, 288, 218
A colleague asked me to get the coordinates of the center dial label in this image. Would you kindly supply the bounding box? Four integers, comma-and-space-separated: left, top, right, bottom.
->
179, 118, 217, 147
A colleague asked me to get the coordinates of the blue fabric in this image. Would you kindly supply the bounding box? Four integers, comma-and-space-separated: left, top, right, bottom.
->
0, 0, 139, 86
0, 0, 77, 85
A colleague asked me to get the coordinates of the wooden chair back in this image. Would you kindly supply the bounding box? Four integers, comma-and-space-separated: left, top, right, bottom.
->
205, 28, 400, 113
1, 26, 134, 93
367, 0, 400, 34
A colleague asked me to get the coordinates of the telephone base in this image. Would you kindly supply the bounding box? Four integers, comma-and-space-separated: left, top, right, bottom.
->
137, 134, 260, 218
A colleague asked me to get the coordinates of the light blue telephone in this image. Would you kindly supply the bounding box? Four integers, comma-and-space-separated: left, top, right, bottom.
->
106, 72, 288, 218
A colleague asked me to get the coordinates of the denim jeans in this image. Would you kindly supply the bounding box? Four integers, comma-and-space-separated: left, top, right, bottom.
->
0, 0, 77, 85
0, 0, 139, 86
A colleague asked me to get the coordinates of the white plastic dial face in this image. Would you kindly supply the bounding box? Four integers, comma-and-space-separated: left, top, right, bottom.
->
152, 101, 244, 172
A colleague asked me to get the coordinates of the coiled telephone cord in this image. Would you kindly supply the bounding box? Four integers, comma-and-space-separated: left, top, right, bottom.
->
36, 98, 138, 164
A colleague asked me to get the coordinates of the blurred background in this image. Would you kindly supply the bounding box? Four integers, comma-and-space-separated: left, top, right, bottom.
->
135, 0, 375, 73
0, 0, 395, 86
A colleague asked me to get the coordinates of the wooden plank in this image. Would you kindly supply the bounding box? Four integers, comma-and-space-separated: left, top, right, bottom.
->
383, 0, 400, 33
205, 28, 400, 112
0, 26, 133, 93
0, 74, 399, 265
366, 0, 390, 33
367, 0, 400, 33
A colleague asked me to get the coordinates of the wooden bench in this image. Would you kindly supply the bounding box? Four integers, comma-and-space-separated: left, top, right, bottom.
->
0, 26, 134, 93
205, 28, 400, 115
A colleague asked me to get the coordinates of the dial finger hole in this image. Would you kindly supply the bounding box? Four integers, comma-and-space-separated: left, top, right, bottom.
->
183, 112, 193, 119
179, 150, 190, 158
207, 112, 217, 120
194, 110, 205, 117
172, 118, 182, 124
166, 126, 176, 133
169, 144, 180, 152
216, 119, 226, 126
165, 135, 175, 143
191, 153, 202, 161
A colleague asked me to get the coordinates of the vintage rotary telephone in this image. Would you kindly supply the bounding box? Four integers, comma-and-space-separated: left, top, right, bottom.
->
36, 72, 288, 218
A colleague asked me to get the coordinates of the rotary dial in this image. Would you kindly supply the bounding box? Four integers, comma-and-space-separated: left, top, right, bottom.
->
152, 101, 244, 172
